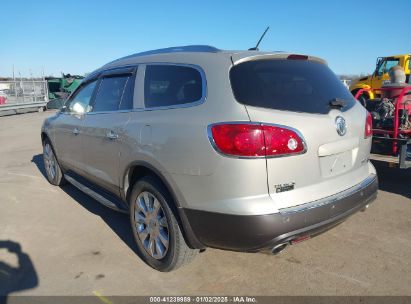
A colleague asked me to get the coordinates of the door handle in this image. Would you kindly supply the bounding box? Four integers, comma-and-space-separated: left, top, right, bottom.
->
73, 128, 80, 135
106, 130, 119, 140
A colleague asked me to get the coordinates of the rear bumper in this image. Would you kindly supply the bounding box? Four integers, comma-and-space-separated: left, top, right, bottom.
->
183, 174, 378, 252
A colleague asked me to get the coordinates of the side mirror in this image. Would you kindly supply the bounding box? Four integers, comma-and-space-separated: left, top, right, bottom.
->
72, 102, 86, 114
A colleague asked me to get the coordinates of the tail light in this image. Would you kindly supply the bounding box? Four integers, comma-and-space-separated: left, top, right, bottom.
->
209, 123, 306, 158
287, 54, 308, 60
365, 111, 373, 138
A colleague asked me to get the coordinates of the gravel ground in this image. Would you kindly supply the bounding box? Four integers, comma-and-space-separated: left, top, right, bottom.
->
0, 111, 410, 297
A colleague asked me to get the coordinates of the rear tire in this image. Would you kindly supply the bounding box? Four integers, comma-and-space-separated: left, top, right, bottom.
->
42, 139, 65, 186
129, 175, 198, 272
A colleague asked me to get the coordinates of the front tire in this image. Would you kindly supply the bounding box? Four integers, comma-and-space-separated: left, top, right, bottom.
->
42, 139, 65, 186
129, 176, 198, 272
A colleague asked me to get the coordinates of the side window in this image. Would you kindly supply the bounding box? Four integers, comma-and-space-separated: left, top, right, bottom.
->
67, 81, 97, 114
92, 76, 128, 112
376, 60, 386, 76
144, 65, 203, 108
385, 60, 400, 73
377, 59, 400, 76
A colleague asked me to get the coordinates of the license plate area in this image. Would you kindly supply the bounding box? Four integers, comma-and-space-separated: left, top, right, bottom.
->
319, 150, 353, 178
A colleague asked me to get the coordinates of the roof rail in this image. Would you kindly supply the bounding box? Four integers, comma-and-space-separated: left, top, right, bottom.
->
111, 45, 221, 63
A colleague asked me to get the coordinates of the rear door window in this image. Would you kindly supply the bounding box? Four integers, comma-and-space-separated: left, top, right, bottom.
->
144, 65, 203, 108
230, 59, 356, 114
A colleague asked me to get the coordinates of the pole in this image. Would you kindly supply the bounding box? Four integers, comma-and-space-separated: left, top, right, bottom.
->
19, 72, 24, 103
42, 66, 48, 102
13, 65, 17, 100
30, 69, 36, 102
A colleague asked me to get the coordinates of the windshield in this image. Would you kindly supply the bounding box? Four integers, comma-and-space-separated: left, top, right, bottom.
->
230, 59, 355, 114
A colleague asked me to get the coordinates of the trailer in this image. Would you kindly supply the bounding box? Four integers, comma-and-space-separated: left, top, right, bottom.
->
0, 79, 49, 116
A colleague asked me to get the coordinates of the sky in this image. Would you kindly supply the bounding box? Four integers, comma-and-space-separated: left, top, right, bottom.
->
1, 0, 410, 77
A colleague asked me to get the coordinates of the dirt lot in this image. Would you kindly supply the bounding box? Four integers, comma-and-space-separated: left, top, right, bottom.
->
0, 111, 411, 297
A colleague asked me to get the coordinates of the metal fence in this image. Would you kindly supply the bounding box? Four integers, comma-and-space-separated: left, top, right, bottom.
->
0, 79, 49, 114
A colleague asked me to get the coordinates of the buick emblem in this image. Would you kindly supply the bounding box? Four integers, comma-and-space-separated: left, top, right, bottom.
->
335, 116, 347, 136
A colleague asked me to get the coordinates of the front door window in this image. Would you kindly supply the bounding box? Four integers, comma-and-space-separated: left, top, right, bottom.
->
66, 81, 97, 114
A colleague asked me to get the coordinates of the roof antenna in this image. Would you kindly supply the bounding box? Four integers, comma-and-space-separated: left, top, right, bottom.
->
248, 26, 270, 51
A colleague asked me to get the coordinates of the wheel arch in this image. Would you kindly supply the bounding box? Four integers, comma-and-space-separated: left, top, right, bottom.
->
41, 131, 48, 143
41, 130, 57, 148
41, 131, 59, 159
123, 161, 205, 249
123, 161, 179, 206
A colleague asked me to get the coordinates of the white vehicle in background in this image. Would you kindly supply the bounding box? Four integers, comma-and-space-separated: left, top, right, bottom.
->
341, 79, 351, 89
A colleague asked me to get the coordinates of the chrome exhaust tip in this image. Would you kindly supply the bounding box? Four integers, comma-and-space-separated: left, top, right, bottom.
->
271, 243, 288, 255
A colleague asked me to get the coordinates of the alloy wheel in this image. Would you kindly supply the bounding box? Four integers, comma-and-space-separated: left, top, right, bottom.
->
134, 191, 170, 259
43, 143, 56, 180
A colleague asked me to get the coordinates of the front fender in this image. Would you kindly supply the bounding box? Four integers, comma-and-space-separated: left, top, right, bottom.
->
41, 112, 60, 146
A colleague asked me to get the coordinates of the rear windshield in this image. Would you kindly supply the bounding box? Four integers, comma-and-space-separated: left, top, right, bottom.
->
230, 59, 355, 114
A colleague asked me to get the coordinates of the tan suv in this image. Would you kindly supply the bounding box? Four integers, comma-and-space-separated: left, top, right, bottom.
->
41, 45, 378, 271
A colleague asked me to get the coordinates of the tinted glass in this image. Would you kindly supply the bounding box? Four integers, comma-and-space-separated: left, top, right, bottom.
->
93, 76, 128, 112
385, 59, 400, 73
144, 65, 202, 108
230, 59, 356, 114
119, 76, 135, 110
377, 59, 400, 75
67, 81, 97, 113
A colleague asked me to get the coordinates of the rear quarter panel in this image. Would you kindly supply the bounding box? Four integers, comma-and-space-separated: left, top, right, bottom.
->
118, 55, 271, 213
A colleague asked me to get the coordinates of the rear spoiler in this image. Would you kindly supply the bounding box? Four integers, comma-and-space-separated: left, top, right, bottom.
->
230, 52, 327, 66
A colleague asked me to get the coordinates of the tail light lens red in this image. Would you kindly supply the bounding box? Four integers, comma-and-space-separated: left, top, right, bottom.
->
365, 111, 373, 138
209, 123, 306, 157
287, 54, 308, 60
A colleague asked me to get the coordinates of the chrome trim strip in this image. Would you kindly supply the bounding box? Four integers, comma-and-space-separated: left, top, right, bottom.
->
85, 109, 132, 115
140, 99, 205, 112
279, 174, 377, 215
62, 104, 208, 116
206, 121, 308, 159
142, 62, 207, 111
69, 63, 207, 114
65, 175, 127, 213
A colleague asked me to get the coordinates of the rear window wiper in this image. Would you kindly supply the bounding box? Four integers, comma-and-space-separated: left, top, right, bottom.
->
329, 98, 347, 109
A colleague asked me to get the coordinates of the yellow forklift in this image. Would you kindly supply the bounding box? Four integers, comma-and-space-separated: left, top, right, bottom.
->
350, 54, 410, 105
